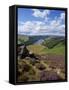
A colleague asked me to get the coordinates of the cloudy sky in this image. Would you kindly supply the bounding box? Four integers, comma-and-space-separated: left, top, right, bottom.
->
18, 8, 65, 36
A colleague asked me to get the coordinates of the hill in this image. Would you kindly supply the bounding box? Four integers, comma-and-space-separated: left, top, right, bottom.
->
42, 36, 65, 49
18, 35, 65, 46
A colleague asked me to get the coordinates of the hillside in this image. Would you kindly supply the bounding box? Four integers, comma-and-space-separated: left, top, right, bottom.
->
17, 51, 65, 82
28, 44, 65, 55
17, 35, 65, 82
18, 35, 65, 46
42, 36, 65, 49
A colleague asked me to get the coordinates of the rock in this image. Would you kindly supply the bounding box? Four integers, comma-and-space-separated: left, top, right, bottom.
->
18, 44, 39, 60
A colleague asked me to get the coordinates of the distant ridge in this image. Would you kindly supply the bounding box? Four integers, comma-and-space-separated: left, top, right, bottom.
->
18, 34, 65, 45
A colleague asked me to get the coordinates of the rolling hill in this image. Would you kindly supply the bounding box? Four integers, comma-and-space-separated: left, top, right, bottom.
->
18, 35, 65, 46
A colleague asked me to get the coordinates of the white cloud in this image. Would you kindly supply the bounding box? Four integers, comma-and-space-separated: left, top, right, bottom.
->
18, 11, 65, 36
50, 13, 65, 27
18, 20, 65, 36
18, 21, 46, 35
18, 21, 35, 34
32, 9, 50, 18
60, 13, 65, 20
50, 20, 60, 27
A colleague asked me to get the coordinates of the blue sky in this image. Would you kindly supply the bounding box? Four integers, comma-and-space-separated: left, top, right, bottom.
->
18, 8, 65, 36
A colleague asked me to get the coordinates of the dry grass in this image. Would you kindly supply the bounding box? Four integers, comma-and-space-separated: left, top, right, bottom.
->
17, 57, 65, 82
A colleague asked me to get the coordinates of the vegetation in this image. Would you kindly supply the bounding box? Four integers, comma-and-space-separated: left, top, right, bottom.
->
18, 35, 29, 44
42, 37, 65, 49
17, 57, 65, 82
17, 35, 65, 82
28, 44, 65, 55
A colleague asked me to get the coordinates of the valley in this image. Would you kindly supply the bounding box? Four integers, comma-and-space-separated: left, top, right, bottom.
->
17, 35, 65, 82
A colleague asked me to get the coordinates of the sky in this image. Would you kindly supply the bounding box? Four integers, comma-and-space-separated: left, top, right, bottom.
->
18, 8, 65, 36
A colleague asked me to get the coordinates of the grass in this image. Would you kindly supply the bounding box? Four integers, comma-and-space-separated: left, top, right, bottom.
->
43, 44, 65, 55
28, 44, 46, 55
27, 44, 65, 55
18, 58, 65, 82
17, 36, 65, 82
17, 44, 65, 82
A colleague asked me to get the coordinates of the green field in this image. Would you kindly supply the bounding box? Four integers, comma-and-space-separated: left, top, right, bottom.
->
27, 44, 65, 55
18, 35, 65, 55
